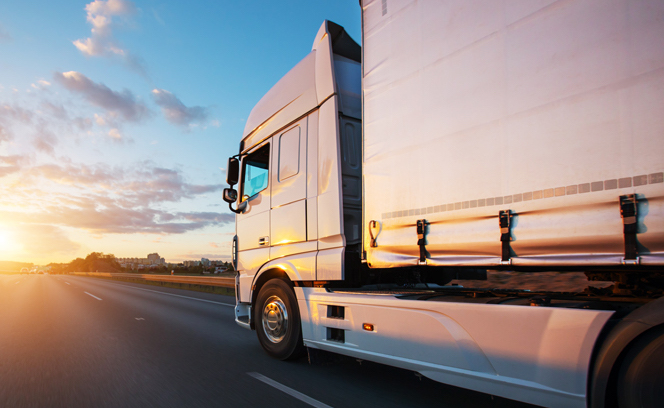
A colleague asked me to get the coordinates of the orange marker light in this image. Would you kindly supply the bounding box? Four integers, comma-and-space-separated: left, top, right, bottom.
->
363, 323, 374, 331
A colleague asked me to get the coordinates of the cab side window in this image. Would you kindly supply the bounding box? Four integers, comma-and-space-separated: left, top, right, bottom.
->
278, 126, 300, 181
241, 143, 270, 200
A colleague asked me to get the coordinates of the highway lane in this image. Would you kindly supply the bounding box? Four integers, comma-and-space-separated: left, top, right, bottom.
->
0, 274, 538, 408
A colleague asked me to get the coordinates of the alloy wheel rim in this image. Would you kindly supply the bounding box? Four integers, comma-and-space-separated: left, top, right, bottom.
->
262, 295, 288, 343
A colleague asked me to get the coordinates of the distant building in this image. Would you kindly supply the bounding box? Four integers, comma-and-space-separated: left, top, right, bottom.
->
116, 253, 166, 270
201, 258, 210, 267
147, 253, 165, 264
183, 260, 200, 267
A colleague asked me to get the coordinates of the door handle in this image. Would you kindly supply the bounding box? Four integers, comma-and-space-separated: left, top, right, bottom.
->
259, 236, 269, 246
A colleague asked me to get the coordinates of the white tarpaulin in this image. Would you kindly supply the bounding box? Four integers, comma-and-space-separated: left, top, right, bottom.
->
362, 0, 664, 268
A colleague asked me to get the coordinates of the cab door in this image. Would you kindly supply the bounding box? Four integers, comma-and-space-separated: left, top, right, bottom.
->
236, 140, 271, 275
270, 119, 308, 251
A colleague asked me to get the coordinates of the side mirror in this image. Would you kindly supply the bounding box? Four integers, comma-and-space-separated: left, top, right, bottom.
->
224, 187, 248, 214
226, 157, 239, 186
223, 188, 237, 204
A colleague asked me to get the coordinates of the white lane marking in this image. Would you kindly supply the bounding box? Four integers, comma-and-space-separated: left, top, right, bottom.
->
247, 372, 333, 408
84, 291, 102, 300
102, 282, 234, 307
65, 282, 70, 285
135, 317, 145, 320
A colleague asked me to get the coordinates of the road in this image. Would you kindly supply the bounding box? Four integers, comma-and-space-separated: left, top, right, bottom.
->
0, 274, 538, 408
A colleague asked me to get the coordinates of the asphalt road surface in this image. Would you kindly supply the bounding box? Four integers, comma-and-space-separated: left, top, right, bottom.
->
0, 274, 539, 408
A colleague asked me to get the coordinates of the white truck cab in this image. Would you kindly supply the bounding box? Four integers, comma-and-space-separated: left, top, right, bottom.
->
225, 20, 362, 334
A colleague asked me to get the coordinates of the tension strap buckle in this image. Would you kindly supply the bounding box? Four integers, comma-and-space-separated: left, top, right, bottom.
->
416, 219, 429, 263
620, 195, 639, 263
499, 210, 512, 264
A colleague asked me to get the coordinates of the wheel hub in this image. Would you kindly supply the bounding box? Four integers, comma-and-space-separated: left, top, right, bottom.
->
262, 295, 288, 343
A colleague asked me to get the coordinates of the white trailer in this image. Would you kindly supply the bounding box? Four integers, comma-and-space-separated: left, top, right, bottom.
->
223, 1, 664, 407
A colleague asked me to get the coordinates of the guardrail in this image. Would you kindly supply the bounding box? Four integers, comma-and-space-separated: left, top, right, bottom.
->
71, 272, 235, 288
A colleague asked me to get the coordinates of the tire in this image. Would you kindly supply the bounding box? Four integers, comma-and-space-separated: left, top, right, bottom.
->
254, 279, 305, 360
617, 327, 664, 408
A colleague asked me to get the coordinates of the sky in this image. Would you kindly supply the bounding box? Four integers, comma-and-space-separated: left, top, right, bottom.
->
0, 0, 361, 265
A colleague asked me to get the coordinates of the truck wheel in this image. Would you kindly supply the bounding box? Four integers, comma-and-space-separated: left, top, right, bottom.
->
617, 327, 664, 408
254, 279, 304, 360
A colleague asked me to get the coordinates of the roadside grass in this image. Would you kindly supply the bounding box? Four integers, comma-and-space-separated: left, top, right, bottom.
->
85, 275, 235, 297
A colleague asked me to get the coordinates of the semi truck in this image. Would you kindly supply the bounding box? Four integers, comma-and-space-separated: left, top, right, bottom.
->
222, 1, 664, 407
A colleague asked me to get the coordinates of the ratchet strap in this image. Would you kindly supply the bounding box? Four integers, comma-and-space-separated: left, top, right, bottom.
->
499, 210, 512, 264
417, 219, 429, 263
620, 195, 638, 263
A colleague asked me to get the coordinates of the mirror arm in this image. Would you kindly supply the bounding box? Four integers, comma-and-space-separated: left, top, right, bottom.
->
226, 184, 247, 214
228, 202, 243, 214
228, 200, 247, 214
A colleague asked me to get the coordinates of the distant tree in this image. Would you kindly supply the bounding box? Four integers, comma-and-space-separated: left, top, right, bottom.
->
66, 258, 85, 272
63, 252, 122, 273
46, 263, 67, 275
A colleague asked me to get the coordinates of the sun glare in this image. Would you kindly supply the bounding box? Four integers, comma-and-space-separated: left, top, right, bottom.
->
0, 229, 21, 254
0, 230, 10, 247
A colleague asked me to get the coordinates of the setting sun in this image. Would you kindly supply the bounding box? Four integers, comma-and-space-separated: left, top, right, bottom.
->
0, 228, 13, 248
0, 227, 22, 255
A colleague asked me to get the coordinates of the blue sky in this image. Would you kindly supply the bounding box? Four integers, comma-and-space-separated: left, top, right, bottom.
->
0, 0, 361, 264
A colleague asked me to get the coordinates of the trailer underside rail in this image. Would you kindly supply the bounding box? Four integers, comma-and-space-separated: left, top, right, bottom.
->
327, 286, 653, 307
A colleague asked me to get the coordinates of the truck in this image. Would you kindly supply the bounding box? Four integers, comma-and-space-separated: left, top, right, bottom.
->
222, 1, 664, 407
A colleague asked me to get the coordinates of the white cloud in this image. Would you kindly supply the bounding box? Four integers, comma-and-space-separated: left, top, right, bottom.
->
94, 113, 107, 126
151, 88, 209, 128
0, 104, 33, 124
0, 104, 34, 142
0, 155, 25, 177
33, 126, 58, 154
0, 161, 230, 235
41, 102, 67, 120
108, 128, 122, 139
1, 95, 104, 150
86, 0, 135, 18
72, 0, 147, 76
54, 71, 150, 122
73, 0, 136, 57
31, 79, 52, 90
73, 37, 102, 56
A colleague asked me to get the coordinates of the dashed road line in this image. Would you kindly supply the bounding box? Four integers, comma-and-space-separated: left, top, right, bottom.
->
247, 372, 333, 408
84, 292, 102, 300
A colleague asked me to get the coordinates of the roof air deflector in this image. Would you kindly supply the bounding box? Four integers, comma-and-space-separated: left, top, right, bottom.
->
326, 20, 361, 63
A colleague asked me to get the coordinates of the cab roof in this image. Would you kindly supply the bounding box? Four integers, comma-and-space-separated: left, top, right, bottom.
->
240, 21, 360, 154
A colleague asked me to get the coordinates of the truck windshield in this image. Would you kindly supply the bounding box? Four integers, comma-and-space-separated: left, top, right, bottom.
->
241, 143, 270, 200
